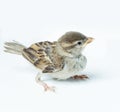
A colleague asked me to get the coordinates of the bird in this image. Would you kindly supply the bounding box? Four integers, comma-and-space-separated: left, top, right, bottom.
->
4, 31, 94, 91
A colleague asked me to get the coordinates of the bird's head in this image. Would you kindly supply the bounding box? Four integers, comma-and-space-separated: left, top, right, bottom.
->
56, 31, 94, 57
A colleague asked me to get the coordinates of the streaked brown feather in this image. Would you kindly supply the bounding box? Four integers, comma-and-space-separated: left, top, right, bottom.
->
22, 41, 64, 72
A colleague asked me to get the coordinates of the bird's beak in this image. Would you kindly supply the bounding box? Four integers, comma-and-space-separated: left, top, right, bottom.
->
86, 37, 94, 44
82, 37, 94, 47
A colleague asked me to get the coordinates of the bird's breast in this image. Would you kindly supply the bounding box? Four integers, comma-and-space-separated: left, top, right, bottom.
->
64, 55, 87, 72
49, 55, 87, 80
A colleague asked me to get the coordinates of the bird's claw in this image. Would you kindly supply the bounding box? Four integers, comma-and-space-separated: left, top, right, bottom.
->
44, 85, 56, 92
72, 75, 89, 80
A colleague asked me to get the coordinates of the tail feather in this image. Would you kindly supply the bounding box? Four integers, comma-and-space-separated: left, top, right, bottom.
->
4, 40, 26, 55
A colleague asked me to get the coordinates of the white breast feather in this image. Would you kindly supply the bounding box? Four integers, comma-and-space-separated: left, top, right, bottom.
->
49, 55, 87, 80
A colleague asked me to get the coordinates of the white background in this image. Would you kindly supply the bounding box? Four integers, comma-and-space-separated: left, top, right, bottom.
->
0, 0, 120, 112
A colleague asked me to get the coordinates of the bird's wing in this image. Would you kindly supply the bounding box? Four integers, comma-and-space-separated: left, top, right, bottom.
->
22, 41, 64, 73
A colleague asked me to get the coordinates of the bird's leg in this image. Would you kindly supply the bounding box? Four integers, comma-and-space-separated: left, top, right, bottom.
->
35, 73, 55, 92
71, 75, 89, 80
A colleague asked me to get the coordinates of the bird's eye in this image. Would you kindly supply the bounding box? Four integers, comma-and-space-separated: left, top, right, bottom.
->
77, 42, 82, 45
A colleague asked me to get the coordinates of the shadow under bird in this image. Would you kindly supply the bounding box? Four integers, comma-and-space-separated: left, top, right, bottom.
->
4, 31, 94, 91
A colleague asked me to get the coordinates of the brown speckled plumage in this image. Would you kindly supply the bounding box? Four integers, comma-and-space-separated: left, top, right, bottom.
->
22, 41, 64, 72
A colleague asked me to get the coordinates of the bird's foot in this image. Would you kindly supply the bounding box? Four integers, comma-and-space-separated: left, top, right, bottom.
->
44, 84, 55, 92
71, 75, 89, 80
35, 73, 55, 92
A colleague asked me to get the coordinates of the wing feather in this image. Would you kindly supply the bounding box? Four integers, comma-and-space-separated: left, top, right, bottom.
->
22, 41, 57, 71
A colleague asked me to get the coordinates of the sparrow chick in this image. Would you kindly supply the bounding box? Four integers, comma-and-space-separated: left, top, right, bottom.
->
4, 31, 94, 91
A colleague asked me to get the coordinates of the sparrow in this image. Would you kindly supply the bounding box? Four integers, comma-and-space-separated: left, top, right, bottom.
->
4, 31, 94, 91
